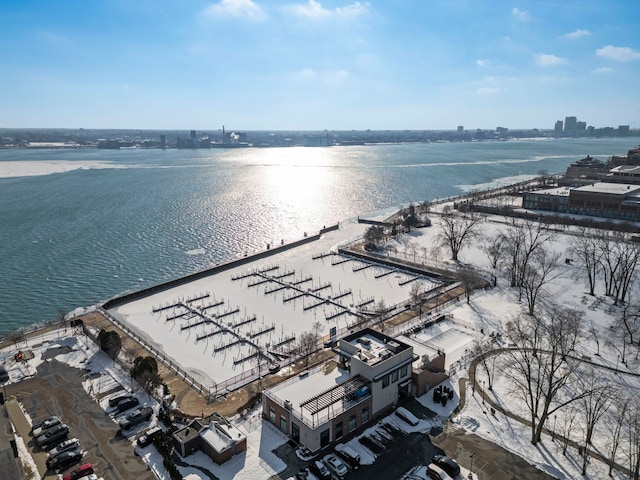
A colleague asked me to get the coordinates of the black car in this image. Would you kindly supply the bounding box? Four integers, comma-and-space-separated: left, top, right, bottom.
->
433, 454, 461, 478
31, 415, 60, 434
46, 449, 83, 471
36, 424, 70, 449
115, 396, 140, 413
108, 392, 134, 408
119, 406, 153, 431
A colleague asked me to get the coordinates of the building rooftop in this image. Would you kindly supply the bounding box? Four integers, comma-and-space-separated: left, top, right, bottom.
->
342, 328, 411, 366
574, 182, 640, 195
528, 187, 571, 196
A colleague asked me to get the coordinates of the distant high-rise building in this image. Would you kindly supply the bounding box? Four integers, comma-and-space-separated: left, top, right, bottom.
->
160, 134, 166, 149
190, 130, 196, 145
554, 120, 563, 134
457, 125, 464, 134
564, 116, 577, 136
619, 125, 630, 136
577, 121, 587, 132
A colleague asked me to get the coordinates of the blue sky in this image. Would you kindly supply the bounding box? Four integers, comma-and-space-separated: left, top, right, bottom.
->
1, 0, 638, 130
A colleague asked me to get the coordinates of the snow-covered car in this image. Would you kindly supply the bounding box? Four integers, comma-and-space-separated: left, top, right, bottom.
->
119, 406, 153, 431
334, 443, 360, 469
396, 406, 419, 426
31, 415, 60, 434
323, 453, 348, 479
48, 438, 80, 459
114, 396, 140, 413
310, 459, 331, 479
32, 416, 63, 437
136, 426, 162, 447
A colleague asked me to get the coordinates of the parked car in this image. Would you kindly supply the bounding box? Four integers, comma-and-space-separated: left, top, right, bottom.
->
76, 475, 98, 480
48, 438, 80, 459
310, 459, 331, 479
323, 453, 348, 479
62, 463, 94, 480
36, 424, 69, 449
119, 406, 153, 431
108, 391, 134, 408
432, 454, 460, 478
46, 449, 83, 471
334, 443, 361, 470
427, 463, 452, 480
32, 416, 63, 437
396, 406, 419, 426
115, 396, 140, 413
137, 426, 162, 447
31, 415, 60, 434
0, 365, 9, 383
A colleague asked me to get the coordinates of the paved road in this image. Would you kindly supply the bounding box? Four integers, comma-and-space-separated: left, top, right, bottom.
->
4, 349, 154, 480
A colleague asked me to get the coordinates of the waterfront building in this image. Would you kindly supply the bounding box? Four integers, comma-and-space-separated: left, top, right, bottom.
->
262, 328, 445, 452
564, 116, 577, 136
554, 120, 563, 134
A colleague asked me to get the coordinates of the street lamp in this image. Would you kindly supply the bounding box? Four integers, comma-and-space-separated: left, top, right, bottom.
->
481, 380, 485, 405
615, 354, 619, 374
468, 453, 474, 479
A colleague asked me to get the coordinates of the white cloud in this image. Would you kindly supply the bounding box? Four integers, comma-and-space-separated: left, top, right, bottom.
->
534, 53, 567, 67
563, 29, 591, 39
590, 66, 613, 74
293, 68, 349, 84
203, 0, 266, 21
512, 7, 531, 22
596, 45, 640, 62
287, 0, 369, 20
476, 59, 488, 67
477, 87, 500, 95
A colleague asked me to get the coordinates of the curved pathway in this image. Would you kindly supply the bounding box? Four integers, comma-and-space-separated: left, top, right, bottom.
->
456, 347, 637, 477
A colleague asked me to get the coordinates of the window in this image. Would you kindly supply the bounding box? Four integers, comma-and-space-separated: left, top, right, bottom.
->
292, 423, 300, 442
348, 415, 356, 432
320, 429, 330, 448
391, 370, 399, 383
280, 416, 287, 433
400, 365, 408, 378
335, 422, 343, 439
382, 375, 390, 388
269, 407, 276, 424
362, 407, 369, 424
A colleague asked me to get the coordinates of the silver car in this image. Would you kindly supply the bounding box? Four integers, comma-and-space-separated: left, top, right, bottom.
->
323, 453, 348, 479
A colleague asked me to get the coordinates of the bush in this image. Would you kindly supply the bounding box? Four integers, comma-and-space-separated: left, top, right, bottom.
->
97, 330, 121, 360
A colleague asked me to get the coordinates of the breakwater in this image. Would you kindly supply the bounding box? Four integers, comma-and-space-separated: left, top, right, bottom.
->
102, 224, 340, 310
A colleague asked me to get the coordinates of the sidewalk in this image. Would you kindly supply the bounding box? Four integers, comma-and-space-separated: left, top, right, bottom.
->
5, 396, 47, 478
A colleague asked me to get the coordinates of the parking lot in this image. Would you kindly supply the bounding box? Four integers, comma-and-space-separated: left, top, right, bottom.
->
4, 347, 154, 480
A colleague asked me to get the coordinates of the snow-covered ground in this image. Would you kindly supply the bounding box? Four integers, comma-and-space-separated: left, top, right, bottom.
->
4, 200, 639, 480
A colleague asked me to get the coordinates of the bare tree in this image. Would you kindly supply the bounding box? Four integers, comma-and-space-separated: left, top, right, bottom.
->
457, 267, 479, 305
521, 248, 563, 316
436, 206, 483, 261
364, 225, 385, 249
559, 406, 579, 455
409, 282, 425, 316
598, 232, 640, 305
568, 227, 602, 296
297, 331, 317, 367
625, 403, 640, 480
578, 372, 615, 475
587, 319, 602, 356
608, 395, 630, 476
482, 232, 505, 269
504, 307, 589, 445
500, 220, 555, 298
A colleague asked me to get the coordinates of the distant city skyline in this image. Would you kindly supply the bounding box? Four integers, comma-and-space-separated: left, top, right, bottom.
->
1, 0, 639, 130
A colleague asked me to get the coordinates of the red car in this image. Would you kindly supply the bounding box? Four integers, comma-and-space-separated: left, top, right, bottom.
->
62, 463, 93, 480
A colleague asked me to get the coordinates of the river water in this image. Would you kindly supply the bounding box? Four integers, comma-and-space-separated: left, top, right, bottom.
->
0, 137, 637, 335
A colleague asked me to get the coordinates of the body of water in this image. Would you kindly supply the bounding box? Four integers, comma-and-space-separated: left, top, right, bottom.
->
0, 137, 637, 335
